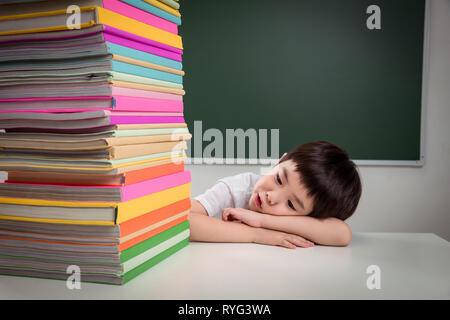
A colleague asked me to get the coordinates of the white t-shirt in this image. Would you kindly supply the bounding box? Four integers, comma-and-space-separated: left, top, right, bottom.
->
194, 172, 261, 219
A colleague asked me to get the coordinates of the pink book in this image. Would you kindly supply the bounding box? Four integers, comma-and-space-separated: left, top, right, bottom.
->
102, 0, 178, 35
111, 86, 183, 101
1, 170, 191, 202
0, 96, 183, 113
103, 110, 185, 125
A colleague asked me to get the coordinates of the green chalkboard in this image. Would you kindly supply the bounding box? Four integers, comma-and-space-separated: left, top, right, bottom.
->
181, 0, 426, 164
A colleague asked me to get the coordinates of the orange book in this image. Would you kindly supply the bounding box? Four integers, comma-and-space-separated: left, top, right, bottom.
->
119, 198, 189, 236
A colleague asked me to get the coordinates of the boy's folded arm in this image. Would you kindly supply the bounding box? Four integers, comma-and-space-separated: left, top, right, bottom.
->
188, 211, 314, 249
188, 211, 256, 243
260, 214, 352, 246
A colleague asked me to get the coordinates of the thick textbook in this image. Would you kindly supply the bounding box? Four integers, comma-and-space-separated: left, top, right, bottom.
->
0, 6, 182, 50
142, 0, 180, 17
0, 182, 191, 225
0, 110, 185, 130
0, 198, 190, 253
0, 95, 183, 112
6, 160, 185, 185
0, 170, 191, 201
0, 81, 184, 101
0, 123, 187, 138
0, 198, 190, 240
0, 220, 190, 285
157, 0, 179, 10
0, 132, 191, 150
3, 122, 187, 134
1, 72, 183, 94
0, 57, 184, 86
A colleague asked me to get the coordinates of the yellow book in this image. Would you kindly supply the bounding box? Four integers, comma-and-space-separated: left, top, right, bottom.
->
143, 0, 181, 17
111, 80, 186, 95
0, 153, 187, 174
0, 183, 190, 225
0, 6, 182, 49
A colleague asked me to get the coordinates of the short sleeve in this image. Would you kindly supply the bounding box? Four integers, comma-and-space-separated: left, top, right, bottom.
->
194, 181, 234, 219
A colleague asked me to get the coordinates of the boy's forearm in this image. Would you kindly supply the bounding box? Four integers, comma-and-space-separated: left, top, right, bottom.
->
188, 212, 257, 243
260, 214, 352, 246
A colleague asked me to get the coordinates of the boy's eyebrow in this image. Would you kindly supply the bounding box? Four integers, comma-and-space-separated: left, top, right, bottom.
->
282, 167, 305, 210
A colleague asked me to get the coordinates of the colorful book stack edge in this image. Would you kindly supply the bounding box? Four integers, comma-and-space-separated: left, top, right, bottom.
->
0, 0, 190, 285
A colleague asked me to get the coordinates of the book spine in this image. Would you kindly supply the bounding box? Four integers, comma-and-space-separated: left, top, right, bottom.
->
116, 182, 190, 224
112, 54, 184, 75
110, 86, 183, 101
103, 26, 182, 61
111, 60, 183, 84
113, 95, 183, 112
157, 0, 180, 10
142, 0, 180, 17
111, 80, 185, 95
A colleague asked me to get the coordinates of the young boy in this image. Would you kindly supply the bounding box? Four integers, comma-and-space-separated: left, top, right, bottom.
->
189, 141, 362, 248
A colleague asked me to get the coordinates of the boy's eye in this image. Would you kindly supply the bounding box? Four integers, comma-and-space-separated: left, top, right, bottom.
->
288, 200, 295, 210
276, 173, 282, 184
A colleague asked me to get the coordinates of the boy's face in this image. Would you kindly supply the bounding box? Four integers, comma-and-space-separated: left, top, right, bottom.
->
248, 159, 314, 216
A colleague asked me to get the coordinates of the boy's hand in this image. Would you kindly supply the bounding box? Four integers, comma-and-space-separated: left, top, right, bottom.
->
222, 208, 314, 249
222, 207, 263, 228
253, 228, 314, 249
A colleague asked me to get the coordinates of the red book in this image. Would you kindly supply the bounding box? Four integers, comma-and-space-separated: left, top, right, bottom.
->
6, 161, 185, 186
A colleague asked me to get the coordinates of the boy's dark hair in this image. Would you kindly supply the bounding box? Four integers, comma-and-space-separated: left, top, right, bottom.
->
279, 141, 362, 221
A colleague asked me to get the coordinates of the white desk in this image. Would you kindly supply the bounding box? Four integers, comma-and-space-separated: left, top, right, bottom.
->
0, 232, 448, 300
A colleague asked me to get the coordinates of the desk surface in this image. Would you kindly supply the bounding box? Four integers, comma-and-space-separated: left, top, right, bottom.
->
0, 232, 449, 300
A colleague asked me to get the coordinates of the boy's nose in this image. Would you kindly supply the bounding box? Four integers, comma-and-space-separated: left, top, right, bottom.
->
265, 192, 276, 205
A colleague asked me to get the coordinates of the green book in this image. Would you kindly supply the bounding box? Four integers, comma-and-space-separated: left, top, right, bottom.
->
0, 220, 190, 285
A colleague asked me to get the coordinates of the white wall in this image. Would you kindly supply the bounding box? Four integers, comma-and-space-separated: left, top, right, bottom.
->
0, 1, 447, 240
187, 0, 450, 241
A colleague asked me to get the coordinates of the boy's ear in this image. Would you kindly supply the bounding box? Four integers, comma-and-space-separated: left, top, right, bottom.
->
278, 153, 287, 163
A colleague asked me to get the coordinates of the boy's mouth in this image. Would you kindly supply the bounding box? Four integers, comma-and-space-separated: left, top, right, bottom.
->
255, 193, 262, 208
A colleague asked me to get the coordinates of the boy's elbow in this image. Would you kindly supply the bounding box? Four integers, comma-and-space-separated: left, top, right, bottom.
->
337, 223, 352, 246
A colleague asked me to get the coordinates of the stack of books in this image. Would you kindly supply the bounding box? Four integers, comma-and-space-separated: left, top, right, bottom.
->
0, 0, 191, 285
